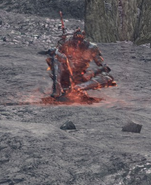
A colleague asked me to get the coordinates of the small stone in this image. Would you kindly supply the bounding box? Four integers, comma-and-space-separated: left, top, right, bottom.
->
122, 122, 142, 133
60, 121, 76, 130
2, 37, 7, 42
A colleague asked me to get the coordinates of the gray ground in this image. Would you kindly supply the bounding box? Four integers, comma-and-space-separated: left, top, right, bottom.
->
0, 0, 84, 19
0, 10, 151, 185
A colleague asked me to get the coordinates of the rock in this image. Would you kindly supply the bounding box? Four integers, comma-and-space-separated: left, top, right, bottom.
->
60, 121, 76, 130
2, 37, 6, 42
0, 0, 85, 19
122, 122, 142, 133
85, 0, 151, 45
0, 9, 84, 49
134, 1, 151, 45
85, 0, 118, 43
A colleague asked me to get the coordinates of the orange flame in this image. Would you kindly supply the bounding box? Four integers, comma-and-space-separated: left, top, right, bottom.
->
47, 67, 51, 71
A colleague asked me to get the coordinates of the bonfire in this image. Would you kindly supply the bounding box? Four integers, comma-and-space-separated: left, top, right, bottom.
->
41, 11, 116, 105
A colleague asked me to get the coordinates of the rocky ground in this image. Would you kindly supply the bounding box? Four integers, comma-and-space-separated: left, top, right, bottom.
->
0, 0, 84, 19
0, 10, 84, 50
0, 9, 151, 185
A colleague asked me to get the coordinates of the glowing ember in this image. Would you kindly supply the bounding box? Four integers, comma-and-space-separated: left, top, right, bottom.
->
41, 90, 102, 105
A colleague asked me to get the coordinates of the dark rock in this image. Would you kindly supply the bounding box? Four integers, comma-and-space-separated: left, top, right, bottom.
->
2, 37, 6, 42
60, 121, 76, 130
122, 122, 142, 133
